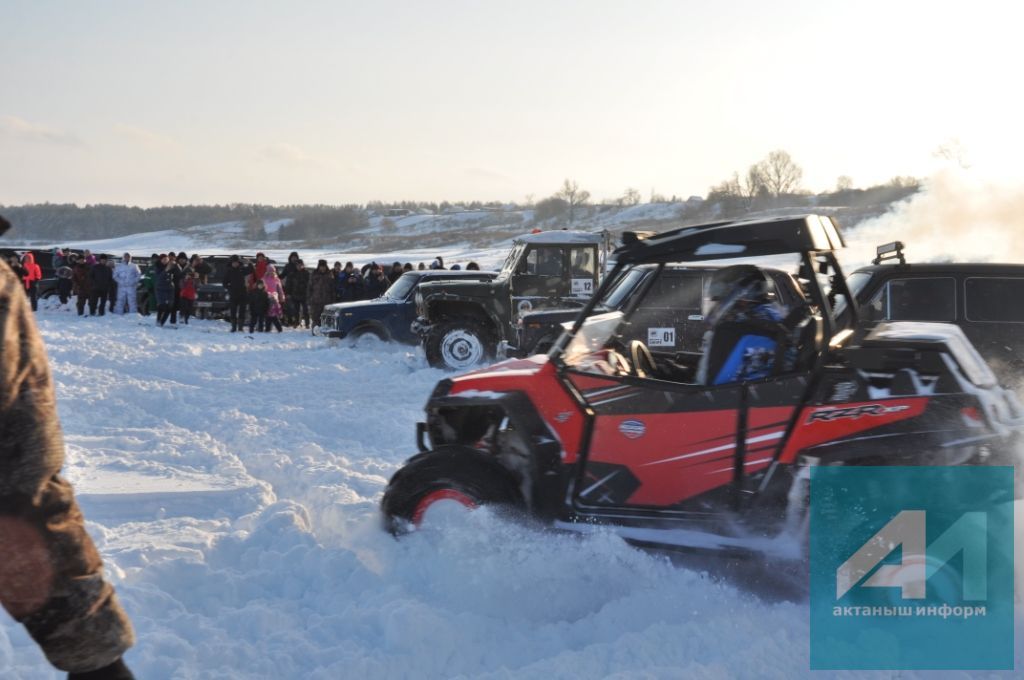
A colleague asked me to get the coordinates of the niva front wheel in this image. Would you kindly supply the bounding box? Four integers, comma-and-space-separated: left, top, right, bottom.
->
381, 447, 523, 534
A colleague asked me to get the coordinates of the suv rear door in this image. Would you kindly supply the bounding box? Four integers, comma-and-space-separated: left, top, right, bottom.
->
962, 276, 1024, 370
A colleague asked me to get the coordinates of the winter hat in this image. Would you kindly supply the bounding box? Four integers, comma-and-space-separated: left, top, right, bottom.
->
177, 251, 188, 261
317, 259, 328, 269
229, 254, 240, 263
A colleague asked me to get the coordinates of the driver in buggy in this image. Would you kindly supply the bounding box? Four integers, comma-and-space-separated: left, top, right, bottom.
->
696, 265, 801, 385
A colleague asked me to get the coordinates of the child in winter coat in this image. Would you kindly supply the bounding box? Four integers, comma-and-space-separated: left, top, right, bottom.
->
20, 252, 42, 311
179, 271, 197, 324
262, 267, 285, 332
265, 290, 284, 332
248, 279, 270, 333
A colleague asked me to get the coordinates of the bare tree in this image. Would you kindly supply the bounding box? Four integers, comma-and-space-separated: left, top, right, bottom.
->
743, 166, 766, 203
934, 138, 970, 169
618, 187, 642, 206
835, 175, 854, 192
534, 196, 569, 222
245, 217, 266, 240
752, 150, 803, 197
556, 179, 591, 224
706, 174, 747, 216
888, 176, 920, 189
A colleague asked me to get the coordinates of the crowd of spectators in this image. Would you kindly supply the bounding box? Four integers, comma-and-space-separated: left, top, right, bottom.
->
8, 248, 480, 334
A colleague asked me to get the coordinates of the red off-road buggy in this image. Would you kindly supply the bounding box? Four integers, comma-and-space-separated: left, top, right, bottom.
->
383, 215, 1022, 557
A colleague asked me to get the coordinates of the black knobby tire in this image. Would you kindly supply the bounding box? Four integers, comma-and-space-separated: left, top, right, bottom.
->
424, 319, 495, 370
382, 446, 523, 535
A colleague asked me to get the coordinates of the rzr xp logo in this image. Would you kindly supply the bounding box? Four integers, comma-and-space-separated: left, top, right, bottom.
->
836, 510, 987, 600
808, 403, 910, 424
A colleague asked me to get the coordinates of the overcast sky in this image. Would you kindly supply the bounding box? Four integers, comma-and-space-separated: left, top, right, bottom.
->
2, 0, 1022, 206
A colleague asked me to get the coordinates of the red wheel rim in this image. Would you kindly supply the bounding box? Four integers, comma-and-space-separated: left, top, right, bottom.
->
412, 489, 477, 526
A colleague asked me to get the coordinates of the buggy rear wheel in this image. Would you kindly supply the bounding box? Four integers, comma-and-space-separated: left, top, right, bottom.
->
382, 446, 523, 534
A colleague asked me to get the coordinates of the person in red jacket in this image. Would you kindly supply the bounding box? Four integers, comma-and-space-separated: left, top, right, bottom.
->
247, 252, 269, 291
179, 270, 198, 324
20, 252, 42, 312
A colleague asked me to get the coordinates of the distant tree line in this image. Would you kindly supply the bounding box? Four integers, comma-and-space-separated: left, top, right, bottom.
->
702, 150, 920, 218
2, 151, 922, 241
276, 206, 367, 241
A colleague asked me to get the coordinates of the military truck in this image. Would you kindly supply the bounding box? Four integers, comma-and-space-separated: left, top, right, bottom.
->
412, 231, 604, 370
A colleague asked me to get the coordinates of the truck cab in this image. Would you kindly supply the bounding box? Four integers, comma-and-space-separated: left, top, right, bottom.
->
413, 231, 603, 370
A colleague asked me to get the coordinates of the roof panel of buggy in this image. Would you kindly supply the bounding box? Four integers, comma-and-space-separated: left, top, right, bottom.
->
613, 214, 845, 265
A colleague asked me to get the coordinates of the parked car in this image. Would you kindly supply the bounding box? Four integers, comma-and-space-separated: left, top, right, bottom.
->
381, 214, 1023, 562
320, 269, 497, 343
412, 231, 605, 370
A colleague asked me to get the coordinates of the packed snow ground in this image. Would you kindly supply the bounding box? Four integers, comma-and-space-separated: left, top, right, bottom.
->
5, 187, 1024, 677
2, 307, 1022, 679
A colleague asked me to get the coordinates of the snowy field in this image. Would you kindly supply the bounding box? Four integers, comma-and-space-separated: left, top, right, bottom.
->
1, 307, 1021, 679
5, 181, 1024, 677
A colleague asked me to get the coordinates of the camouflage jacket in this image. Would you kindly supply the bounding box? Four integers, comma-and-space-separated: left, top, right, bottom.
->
0, 259, 135, 672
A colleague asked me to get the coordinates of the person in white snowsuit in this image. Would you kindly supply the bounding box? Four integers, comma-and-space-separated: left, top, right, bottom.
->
112, 253, 141, 314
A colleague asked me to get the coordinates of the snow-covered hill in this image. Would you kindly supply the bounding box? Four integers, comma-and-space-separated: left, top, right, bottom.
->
5, 196, 901, 263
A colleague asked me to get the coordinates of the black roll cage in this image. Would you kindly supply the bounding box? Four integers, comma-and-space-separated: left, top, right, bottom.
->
549, 244, 859, 369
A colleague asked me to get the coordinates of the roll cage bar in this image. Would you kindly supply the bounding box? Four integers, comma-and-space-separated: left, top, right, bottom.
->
550, 214, 859, 365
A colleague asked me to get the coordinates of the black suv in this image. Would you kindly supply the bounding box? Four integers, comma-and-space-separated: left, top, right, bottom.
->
842, 242, 1024, 376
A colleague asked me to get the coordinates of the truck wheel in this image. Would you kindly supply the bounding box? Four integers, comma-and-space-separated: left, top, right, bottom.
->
425, 320, 494, 370
382, 446, 523, 534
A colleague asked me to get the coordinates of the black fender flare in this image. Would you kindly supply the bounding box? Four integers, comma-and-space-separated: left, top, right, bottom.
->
424, 294, 505, 340
424, 385, 566, 520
